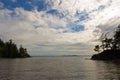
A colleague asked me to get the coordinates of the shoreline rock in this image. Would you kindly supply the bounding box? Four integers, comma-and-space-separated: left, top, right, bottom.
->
91, 50, 120, 60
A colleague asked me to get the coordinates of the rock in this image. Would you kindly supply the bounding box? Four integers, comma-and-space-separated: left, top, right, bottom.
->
91, 50, 120, 60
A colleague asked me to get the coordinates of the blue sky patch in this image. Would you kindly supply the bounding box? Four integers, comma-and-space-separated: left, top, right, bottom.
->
63, 25, 84, 33
71, 25, 85, 32
0, 0, 45, 11
68, 22, 85, 32
47, 9, 59, 15
47, 9, 64, 18
75, 11, 89, 22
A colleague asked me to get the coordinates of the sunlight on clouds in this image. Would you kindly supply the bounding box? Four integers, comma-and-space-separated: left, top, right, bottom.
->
0, 0, 120, 55
45, 0, 111, 16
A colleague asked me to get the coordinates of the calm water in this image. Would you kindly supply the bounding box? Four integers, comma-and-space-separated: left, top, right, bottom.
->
0, 56, 120, 80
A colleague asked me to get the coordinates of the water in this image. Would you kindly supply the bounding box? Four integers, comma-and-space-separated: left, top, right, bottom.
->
0, 56, 120, 80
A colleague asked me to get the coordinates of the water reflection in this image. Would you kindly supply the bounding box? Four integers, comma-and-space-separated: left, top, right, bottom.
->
0, 57, 120, 80
93, 60, 120, 80
0, 59, 16, 80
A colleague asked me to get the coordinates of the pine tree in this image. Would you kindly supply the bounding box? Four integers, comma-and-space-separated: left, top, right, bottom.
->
0, 39, 5, 57
0, 38, 30, 58
19, 45, 29, 57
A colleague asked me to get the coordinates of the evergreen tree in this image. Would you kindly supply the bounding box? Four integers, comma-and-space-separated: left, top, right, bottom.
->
19, 45, 29, 57
0, 38, 30, 58
0, 39, 5, 57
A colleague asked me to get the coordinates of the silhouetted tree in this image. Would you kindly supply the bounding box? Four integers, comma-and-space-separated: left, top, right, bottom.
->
92, 24, 120, 60
94, 45, 100, 52
0, 39, 5, 57
94, 25, 120, 52
0, 39, 4, 47
113, 25, 120, 50
19, 45, 29, 57
0, 38, 30, 58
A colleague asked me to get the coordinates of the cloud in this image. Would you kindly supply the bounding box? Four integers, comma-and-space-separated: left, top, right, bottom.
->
0, 0, 120, 55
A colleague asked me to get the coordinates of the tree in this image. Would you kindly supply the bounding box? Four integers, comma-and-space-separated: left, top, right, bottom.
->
92, 24, 120, 60
0, 39, 4, 47
113, 25, 120, 49
94, 24, 120, 53
0, 39, 5, 57
19, 45, 29, 57
94, 45, 100, 52
0, 38, 30, 58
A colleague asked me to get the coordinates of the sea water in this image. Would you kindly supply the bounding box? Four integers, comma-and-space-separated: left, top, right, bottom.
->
0, 56, 120, 80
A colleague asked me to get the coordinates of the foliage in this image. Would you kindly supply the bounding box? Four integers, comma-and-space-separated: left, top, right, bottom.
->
94, 25, 120, 52
0, 39, 30, 58
91, 25, 120, 60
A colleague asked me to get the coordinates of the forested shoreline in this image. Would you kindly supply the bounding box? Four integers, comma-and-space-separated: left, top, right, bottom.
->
91, 25, 120, 60
0, 39, 30, 58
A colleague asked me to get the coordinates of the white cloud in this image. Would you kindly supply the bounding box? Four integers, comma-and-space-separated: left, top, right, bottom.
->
45, 0, 111, 16
0, 0, 120, 55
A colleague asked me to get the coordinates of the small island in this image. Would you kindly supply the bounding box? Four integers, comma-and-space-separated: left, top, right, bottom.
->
0, 39, 30, 58
91, 25, 120, 60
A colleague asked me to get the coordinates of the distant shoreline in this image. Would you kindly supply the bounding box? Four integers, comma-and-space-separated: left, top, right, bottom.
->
31, 55, 91, 57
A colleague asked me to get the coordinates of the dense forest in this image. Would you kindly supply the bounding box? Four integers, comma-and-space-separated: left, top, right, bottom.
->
0, 39, 30, 58
91, 25, 120, 60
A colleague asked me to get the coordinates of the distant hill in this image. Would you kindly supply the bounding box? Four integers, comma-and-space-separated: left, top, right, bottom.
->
0, 39, 30, 58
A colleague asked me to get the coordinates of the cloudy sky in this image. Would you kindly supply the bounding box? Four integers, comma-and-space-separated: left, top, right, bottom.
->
0, 0, 120, 56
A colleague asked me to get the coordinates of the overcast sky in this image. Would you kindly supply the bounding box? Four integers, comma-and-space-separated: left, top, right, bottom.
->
0, 0, 120, 56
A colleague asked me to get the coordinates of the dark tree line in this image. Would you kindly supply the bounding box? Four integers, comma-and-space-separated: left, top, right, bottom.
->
0, 39, 30, 58
94, 25, 120, 52
91, 25, 120, 60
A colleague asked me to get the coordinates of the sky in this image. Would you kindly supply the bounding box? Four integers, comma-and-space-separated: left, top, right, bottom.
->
0, 0, 120, 56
